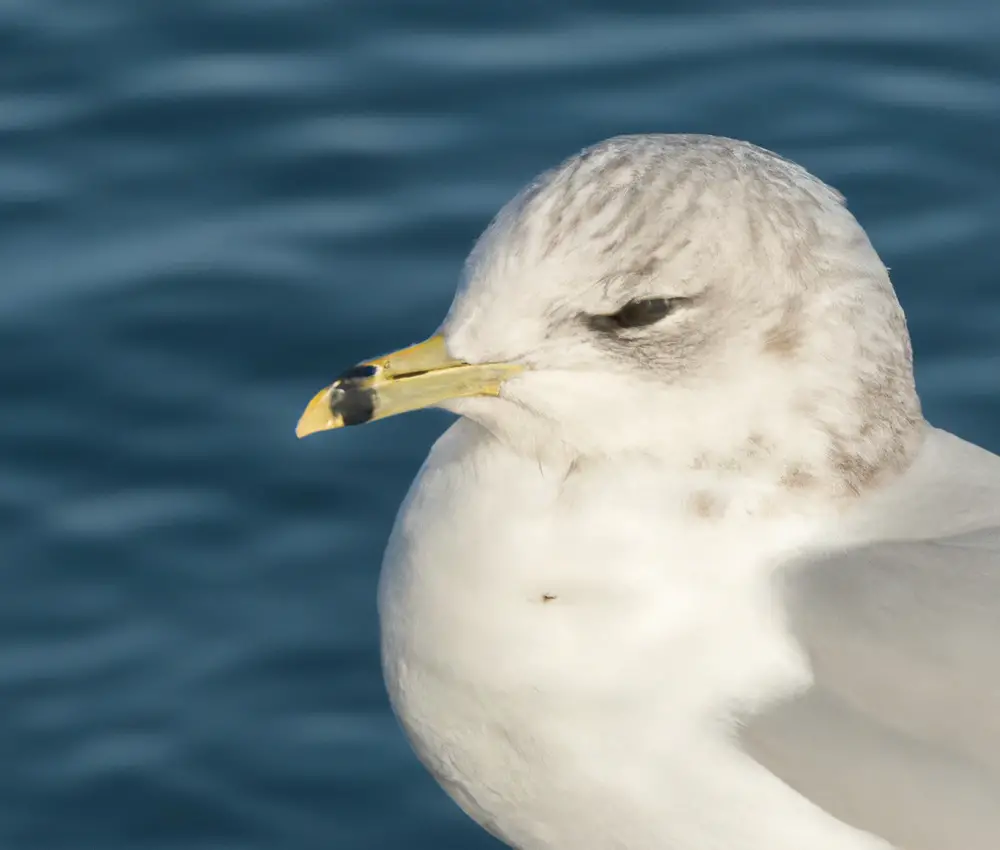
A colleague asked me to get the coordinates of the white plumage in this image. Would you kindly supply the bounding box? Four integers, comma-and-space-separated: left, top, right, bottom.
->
334, 135, 999, 849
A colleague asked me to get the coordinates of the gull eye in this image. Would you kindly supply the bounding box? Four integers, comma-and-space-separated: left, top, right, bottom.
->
587, 297, 688, 332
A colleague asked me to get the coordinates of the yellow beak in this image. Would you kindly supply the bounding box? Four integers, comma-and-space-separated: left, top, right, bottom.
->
296, 334, 523, 438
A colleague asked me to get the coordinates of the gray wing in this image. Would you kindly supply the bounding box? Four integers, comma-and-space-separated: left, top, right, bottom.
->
740, 429, 1000, 850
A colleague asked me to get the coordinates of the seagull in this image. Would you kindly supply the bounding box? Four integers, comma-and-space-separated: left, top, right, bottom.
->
297, 134, 1000, 850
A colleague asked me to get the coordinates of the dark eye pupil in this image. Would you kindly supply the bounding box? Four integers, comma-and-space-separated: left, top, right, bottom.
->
611, 297, 673, 328
583, 297, 689, 334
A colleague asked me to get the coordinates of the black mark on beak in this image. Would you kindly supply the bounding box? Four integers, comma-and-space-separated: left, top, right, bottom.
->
329, 384, 376, 426
336, 364, 378, 382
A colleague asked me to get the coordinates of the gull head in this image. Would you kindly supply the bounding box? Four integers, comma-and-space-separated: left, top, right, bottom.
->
299, 135, 923, 498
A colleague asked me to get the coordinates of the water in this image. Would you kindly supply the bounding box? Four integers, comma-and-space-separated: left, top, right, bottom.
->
1, 1, 998, 847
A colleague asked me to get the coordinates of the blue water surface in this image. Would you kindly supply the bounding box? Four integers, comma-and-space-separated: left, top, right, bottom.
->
1, 1, 998, 848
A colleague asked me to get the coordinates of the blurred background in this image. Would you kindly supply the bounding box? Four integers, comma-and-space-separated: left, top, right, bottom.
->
1, 0, 998, 847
